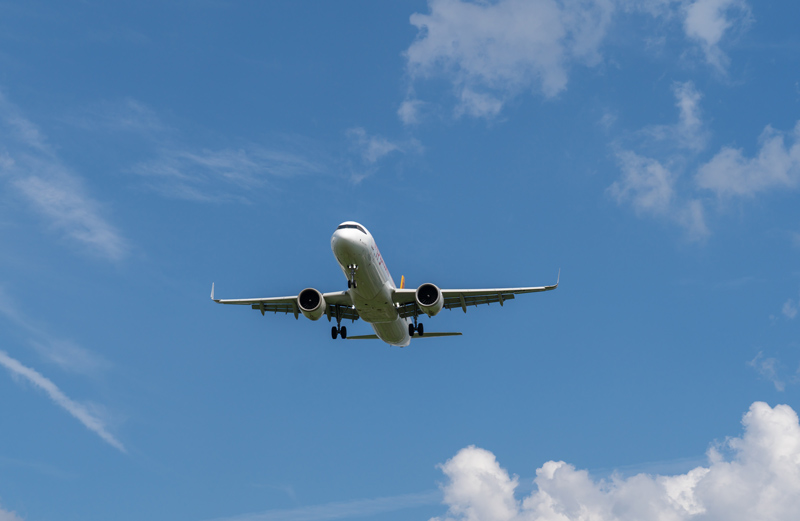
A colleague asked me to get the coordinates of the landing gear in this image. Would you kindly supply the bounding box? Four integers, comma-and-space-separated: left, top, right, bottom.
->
347, 264, 358, 288
408, 318, 424, 337
332, 319, 347, 340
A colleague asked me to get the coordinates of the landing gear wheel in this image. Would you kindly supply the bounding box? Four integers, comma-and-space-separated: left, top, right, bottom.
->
332, 326, 338, 339
417, 323, 424, 337
409, 323, 415, 337
340, 326, 347, 339
347, 280, 352, 289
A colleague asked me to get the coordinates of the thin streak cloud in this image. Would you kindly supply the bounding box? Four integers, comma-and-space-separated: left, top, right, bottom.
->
0, 93, 127, 260
205, 490, 440, 521
0, 350, 125, 453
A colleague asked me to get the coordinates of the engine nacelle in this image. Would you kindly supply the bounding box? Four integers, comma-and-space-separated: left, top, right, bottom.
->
415, 283, 444, 317
298, 288, 327, 321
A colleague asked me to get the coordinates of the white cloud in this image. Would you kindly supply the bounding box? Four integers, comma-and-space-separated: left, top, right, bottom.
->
347, 128, 402, 164
696, 121, 800, 198
131, 145, 326, 202
608, 83, 710, 240
0, 288, 110, 373
683, 0, 751, 71
204, 490, 440, 521
610, 150, 676, 215
783, 299, 798, 320
0, 350, 125, 452
398, 99, 426, 125
0, 93, 127, 260
0, 505, 23, 521
748, 352, 786, 392
404, 0, 614, 118
431, 402, 800, 521
345, 128, 419, 183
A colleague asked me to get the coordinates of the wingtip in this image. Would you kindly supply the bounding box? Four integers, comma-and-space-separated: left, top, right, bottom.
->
556, 268, 560, 286
211, 282, 215, 301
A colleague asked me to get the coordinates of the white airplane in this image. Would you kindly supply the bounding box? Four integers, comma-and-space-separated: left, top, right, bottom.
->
212, 221, 558, 347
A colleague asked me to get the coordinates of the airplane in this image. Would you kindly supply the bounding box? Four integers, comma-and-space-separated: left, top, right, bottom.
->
212, 221, 558, 347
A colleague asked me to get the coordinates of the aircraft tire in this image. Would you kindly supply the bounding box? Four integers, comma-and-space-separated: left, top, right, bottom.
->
408, 323, 415, 336
341, 326, 347, 339
417, 323, 424, 336
331, 326, 338, 339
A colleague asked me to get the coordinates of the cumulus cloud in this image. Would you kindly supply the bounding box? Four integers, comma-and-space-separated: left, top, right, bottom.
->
403, 0, 614, 118
0, 350, 125, 452
695, 122, 800, 198
0, 93, 127, 260
683, 0, 751, 71
431, 402, 800, 521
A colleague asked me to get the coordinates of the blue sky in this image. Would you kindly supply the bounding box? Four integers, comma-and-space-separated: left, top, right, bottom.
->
0, 1, 799, 520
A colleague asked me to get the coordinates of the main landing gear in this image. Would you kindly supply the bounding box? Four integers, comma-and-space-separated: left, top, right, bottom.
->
331, 325, 347, 339
347, 264, 358, 289
408, 319, 424, 337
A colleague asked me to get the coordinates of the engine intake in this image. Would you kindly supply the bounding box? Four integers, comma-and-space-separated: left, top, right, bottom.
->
298, 288, 327, 321
416, 283, 443, 317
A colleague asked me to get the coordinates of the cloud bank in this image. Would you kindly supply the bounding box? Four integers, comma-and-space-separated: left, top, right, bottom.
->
431, 401, 800, 521
402, 0, 751, 120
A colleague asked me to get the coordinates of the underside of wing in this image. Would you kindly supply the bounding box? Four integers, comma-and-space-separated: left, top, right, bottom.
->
393, 271, 559, 318
211, 284, 359, 321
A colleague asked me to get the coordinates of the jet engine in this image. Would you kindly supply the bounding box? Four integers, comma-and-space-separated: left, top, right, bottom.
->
298, 288, 327, 321
415, 283, 444, 317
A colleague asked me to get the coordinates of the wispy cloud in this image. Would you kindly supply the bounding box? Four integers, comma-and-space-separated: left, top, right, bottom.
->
608, 81, 709, 240
748, 351, 786, 392
0, 350, 125, 452
0, 504, 24, 521
431, 402, 800, 521
131, 144, 327, 202
0, 93, 127, 260
683, 0, 752, 72
205, 490, 440, 521
403, 0, 615, 119
783, 298, 799, 320
0, 287, 109, 375
345, 128, 420, 183
64, 98, 169, 135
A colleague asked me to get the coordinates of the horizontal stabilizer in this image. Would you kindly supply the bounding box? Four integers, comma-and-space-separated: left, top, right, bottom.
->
347, 332, 462, 340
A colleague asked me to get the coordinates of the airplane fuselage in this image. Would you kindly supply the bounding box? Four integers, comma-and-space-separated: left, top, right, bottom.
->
331, 223, 411, 347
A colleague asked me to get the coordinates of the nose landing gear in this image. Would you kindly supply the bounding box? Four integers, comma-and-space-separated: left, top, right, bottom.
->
347, 264, 358, 288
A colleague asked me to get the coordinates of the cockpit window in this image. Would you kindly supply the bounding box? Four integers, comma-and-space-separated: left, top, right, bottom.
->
337, 224, 367, 234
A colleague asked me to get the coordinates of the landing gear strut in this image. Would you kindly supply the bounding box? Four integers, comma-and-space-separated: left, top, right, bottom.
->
347, 264, 358, 288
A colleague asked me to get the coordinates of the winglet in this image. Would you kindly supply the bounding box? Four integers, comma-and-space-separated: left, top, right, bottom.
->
556, 268, 560, 287
211, 282, 215, 301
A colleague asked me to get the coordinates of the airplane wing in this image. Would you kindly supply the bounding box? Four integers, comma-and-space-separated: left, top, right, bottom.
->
391, 271, 559, 319
211, 284, 359, 321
